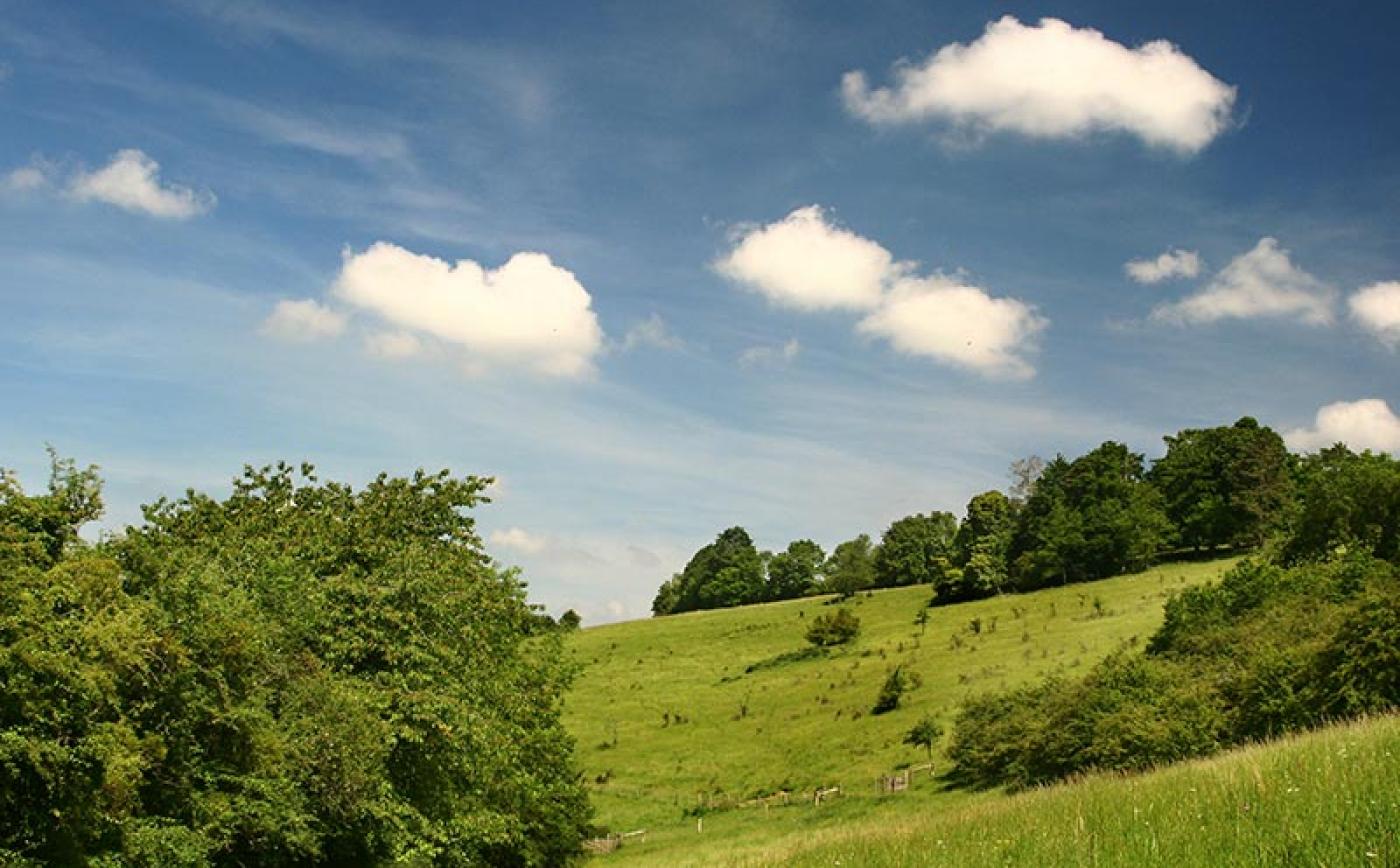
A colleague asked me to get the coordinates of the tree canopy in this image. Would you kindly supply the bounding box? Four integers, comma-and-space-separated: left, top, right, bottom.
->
874, 512, 956, 588
1, 460, 590, 866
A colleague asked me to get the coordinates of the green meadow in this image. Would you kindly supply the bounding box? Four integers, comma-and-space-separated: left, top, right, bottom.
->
564, 557, 1243, 863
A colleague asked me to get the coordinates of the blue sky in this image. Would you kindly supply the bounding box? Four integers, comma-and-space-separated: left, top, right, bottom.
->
2, 0, 1397, 621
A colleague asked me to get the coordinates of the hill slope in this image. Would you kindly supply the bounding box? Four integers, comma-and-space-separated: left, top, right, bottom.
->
563, 557, 1237, 862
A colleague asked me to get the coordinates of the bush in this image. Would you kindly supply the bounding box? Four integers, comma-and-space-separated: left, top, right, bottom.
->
946, 554, 1400, 791
873, 667, 907, 715
805, 608, 860, 647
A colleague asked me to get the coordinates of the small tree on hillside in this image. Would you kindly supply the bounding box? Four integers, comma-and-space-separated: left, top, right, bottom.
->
904, 714, 944, 761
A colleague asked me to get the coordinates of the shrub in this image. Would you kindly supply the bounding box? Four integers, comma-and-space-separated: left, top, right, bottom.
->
872, 667, 907, 715
805, 608, 861, 647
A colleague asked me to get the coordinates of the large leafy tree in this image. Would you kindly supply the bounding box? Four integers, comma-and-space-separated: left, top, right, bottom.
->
1008, 442, 1171, 591
874, 512, 957, 588
666, 527, 765, 614
824, 534, 877, 599
1, 460, 591, 866
1282, 445, 1400, 565
936, 490, 1016, 603
764, 539, 825, 601
1149, 417, 1293, 551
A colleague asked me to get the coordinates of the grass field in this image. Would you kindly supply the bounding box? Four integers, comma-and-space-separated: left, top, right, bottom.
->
563, 557, 1242, 863
727, 715, 1400, 866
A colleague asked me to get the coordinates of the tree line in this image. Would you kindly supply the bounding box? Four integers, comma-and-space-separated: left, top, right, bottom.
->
946, 443, 1400, 789
652, 417, 1308, 615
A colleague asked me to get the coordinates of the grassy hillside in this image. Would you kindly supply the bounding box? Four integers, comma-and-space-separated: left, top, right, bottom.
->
563, 557, 1238, 862
749, 714, 1400, 866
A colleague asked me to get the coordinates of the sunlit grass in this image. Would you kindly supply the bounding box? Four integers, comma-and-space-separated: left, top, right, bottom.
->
563, 558, 1240, 863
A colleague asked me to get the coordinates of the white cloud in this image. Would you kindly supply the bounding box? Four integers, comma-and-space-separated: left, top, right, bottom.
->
620, 313, 684, 352
1284, 399, 1400, 454
67, 149, 215, 218
3, 164, 49, 193
1153, 238, 1335, 325
364, 330, 423, 359
842, 16, 1235, 154
738, 337, 800, 367
332, 242, 605, 378
1126, 248, 1201, 284
260, 298, 347, 341
719, 205, 1045, 378
1349, 281, 1400, 348
857, 275, 1046, 379
715, 205, 896, 311
489, 526, 548, 555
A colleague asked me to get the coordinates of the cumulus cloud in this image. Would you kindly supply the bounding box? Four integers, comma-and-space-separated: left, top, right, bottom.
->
857, 275, 1047, 379
715, 205, 896, 311
620, 313, 684, 352
68, 149, 215, 218
1284, 399, 1400, 454
842, 16, 1235, 154
1349, 281, 1400, 348
489, 526, 549, 555
1153, 238, 1335, 325
738, 337, 800, 368
332, 242, 605, 378
718, 205, 1045, 378
1126, 248, 1201, 284
261, 299, 347, 341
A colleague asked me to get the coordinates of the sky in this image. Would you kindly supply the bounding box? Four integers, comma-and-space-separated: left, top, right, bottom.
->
2, 0, 1398, 623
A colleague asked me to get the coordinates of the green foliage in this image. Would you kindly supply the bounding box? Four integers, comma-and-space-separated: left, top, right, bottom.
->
872, 667, 907, 715
902, 715, 943, 761
804, 608, 861, 647
936, 490, 1014, 604
765, 539, 825, 601
1007, 442, 1171, 592
824, 534, 876, 598
0, 460, 590, 866
874, 513, 956, 588
559, 609, 582, 630
1149, 417, 1293, 551
659, 527, 766, 615
0, 448, 103, 572
1281, 445, 1400, 565
947, 553, 1400, 790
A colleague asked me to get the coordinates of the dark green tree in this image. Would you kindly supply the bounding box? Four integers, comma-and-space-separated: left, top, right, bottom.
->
765, 539, 825, 601
1007, 443, 1171, 591
873, 666, 908, 714
667, 527, 766, 613
1149, 417, 1293, 551
823, 534, 877, 599
904, 714, 944, 761
1282, 445, 1399, 565
874, 512, 957, 588
651, 573, 683, 616
936, 491, 1016, 603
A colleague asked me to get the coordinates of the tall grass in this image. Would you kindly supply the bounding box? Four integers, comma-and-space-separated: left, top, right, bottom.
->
762, 715, 1400, 867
